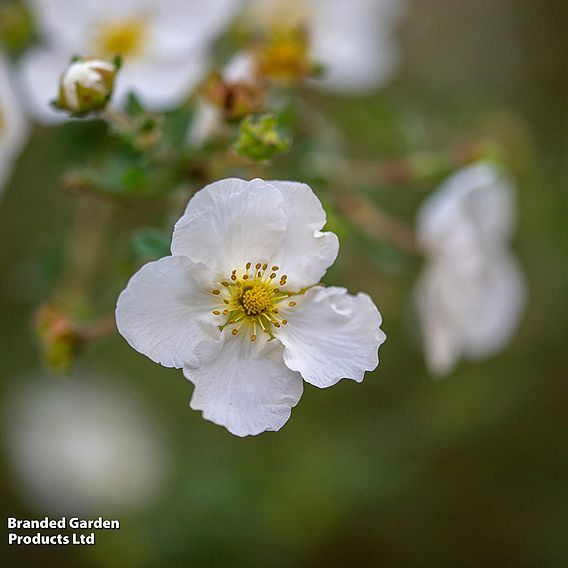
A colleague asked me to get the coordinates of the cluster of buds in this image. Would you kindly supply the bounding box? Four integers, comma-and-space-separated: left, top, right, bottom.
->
53, 56, 120, 117
201, 71, 265, 122
234, 113, 291, 162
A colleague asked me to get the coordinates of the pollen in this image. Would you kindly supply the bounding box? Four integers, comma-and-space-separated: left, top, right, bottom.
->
210, 260, 303, 341
241, 285, 272, 315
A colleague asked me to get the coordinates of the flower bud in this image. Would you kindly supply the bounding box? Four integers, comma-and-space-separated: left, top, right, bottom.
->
53, 56, 119, 116
201, 72, 264, 122
34, 304, 82, 374
234, 114, 291, 163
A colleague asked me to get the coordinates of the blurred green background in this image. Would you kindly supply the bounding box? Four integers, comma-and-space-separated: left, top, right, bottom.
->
1, 0, 567, 566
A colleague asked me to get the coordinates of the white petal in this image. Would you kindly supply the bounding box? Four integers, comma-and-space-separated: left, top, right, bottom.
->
16, 48, 69, 124
152, 0, 242, 54
274, 286, 386, 387
268, 180, 339, 289
417, 162, 516, 257
0, 55, 28, 194
184, 333, 303, 437
171, 178, 286, 276
186, 100, 223, 148
461, 254, 527, 360
113, 55, 207, 110
116, 256, 219, 368
415, 266, 463, 377
310, 0, 406, 94
416, 253, 526, 376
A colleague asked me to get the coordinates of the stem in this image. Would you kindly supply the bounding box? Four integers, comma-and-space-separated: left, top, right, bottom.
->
336, 192, 418, 255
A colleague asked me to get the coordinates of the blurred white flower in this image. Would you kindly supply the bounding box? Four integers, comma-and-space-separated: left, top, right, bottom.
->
18, 0, 242, 122
0, 55, 28, 195
4, 376, 169, 514
415, 162, 527, 377
244, 0, 407, 94
116, 178, 386, 437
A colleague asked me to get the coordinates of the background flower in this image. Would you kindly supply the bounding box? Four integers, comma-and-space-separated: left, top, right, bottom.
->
415, 163, 527, 376
3, 375, 169, 514
245, 0, 407, 93
0, 54, 28, 196
18, 0, 242, 122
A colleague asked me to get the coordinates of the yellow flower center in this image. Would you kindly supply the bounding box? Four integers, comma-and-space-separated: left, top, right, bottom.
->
255, 26, 310, 82
210, 261, 298, 341
241, 284, 273, 315
95, 18, 148, 57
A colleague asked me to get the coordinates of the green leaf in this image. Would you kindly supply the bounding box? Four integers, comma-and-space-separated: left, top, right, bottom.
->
130, 228, 171, 264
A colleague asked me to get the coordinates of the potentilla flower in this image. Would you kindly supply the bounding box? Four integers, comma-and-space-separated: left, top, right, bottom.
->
243, 0, 407, 94
116, 178, 386, 436
0, 54, 27, 196
415, 162, 527, 377
17, 0, 242, 122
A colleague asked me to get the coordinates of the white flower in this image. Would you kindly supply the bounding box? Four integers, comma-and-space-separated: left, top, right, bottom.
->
244, 0, 407, 94
3, 376, 168, 514
116, 178, 386, 436
18, 0, 242, 122
0, 55, 28, 196
415, 162, 527, 377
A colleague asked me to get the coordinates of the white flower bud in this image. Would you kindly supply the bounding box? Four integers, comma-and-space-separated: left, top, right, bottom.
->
54, 57, 119, 115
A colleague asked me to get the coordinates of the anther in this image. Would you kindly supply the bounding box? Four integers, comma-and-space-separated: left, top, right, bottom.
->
232, 329, 238, 336
255, 263, 262, 270
269, 273, 276, 279
251, 334, 257, 342
231, 274, 237, 281
272, 266, 279, 271
246, 262, 251, 270
242, 274, 249, 280
282, 320, 288, 325
224, 299, 230, 304
223, 309, 229, 315
288, 301, 296, 307
262, 263, 268, 270
221, 281, 230, 287
212, 290, 221, 295
213, 310, 221, 315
